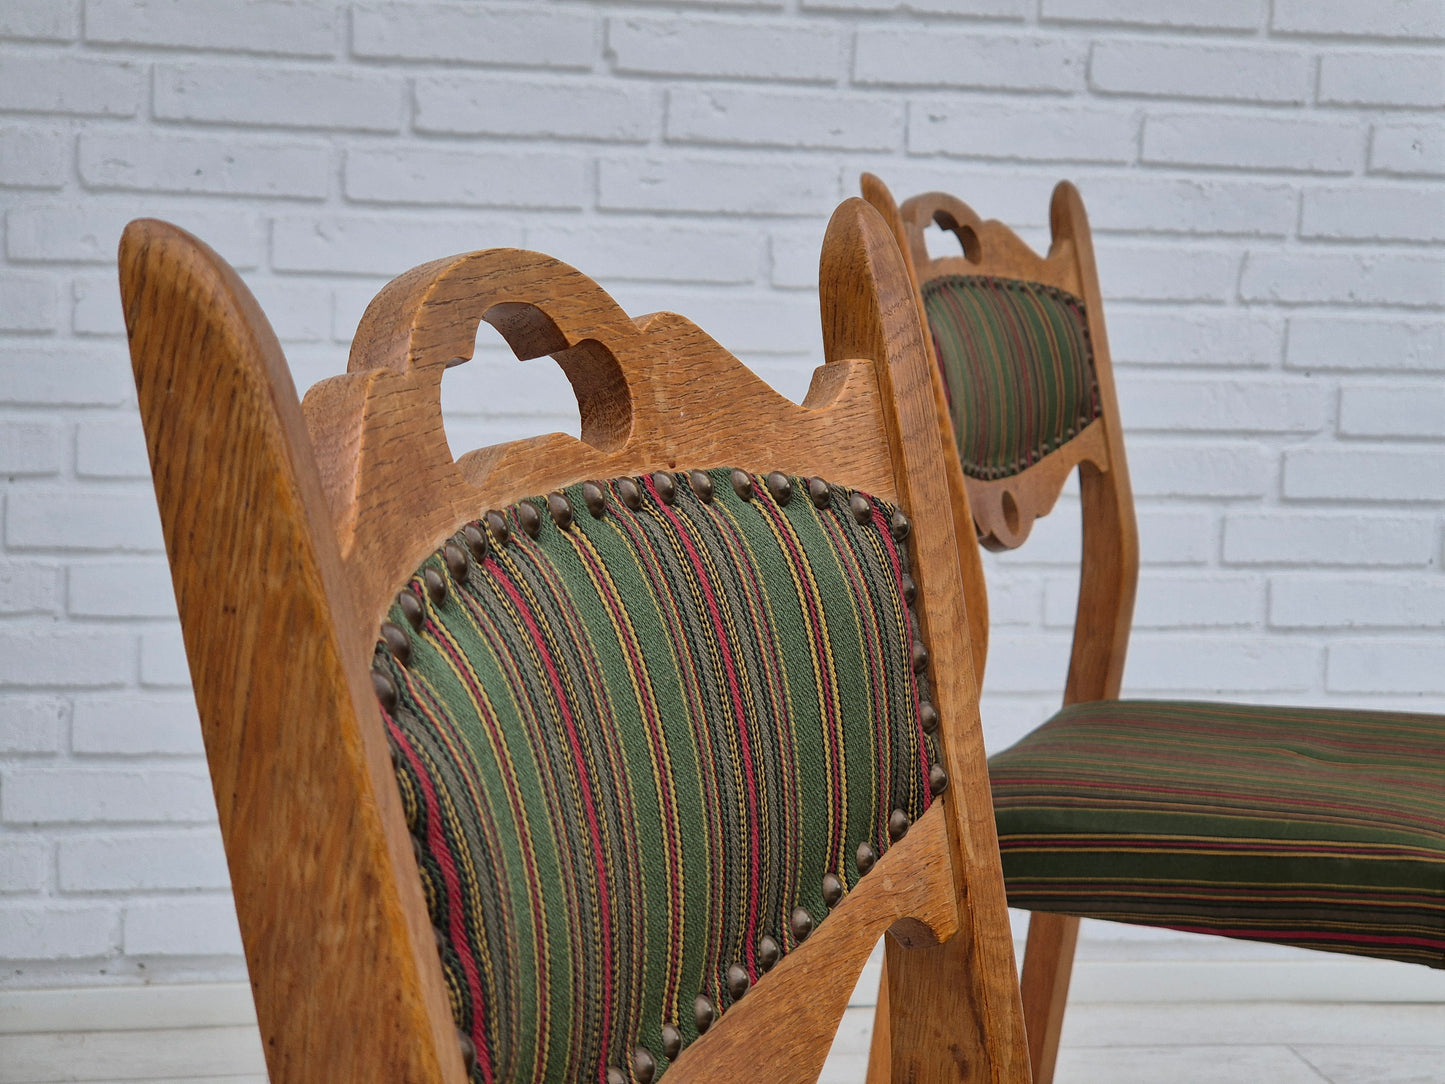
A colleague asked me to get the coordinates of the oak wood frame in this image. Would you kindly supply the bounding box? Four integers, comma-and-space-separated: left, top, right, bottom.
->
860, 176, 1140, 1084
119, 198, 1031, 1083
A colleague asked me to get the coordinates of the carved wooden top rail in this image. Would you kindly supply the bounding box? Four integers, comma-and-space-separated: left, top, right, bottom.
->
864, 178, 1132, 558
302, 242, 900, 641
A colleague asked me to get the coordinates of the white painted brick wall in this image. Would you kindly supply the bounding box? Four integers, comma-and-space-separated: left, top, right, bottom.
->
0, 0, 1440, 989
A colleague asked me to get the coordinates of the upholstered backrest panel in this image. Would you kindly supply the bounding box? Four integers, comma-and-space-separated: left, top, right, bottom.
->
372, 468, 938, 1083
921, 274, 1101, 480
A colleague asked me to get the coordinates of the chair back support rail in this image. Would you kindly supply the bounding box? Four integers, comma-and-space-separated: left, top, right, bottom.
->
118, 200, 1031, 1083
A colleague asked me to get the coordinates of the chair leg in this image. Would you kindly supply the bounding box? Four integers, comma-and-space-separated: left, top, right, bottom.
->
1018, 912, 1080, 1084
869, 929, 1030, 1083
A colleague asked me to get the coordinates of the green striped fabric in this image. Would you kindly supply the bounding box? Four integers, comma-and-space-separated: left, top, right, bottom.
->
371, 469, 938, 1083
989, 700, 1445, 968
921, 275, 1101, 480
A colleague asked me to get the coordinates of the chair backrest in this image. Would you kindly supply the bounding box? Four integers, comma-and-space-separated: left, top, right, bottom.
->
862, 176, 1138, 707
118, 199, 1029, 1082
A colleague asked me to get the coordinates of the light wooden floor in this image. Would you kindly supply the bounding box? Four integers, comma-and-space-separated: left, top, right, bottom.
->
3, 1000, 1443, 1083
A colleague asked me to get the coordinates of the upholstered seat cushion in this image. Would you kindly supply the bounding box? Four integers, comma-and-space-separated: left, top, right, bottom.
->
989, 700, 1445, 968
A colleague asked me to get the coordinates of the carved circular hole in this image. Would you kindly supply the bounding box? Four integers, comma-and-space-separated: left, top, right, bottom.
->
927, 211, 983, 263
955, 224, 982, 263
442, 319, 581, 463
1001, 490, 1020, 536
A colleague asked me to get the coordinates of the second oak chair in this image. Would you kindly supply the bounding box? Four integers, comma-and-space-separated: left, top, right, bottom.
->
862, 174, 1445, 1084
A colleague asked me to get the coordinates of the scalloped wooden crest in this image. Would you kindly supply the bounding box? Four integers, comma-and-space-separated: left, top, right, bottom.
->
301, 228, 904, 641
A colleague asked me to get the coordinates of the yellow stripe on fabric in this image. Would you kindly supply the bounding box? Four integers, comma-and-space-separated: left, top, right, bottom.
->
428, 571, 564, 1082
695, 495, 787, 949
602, 492, 732, 1009
708, 488, 805, 944
675, 495, 764, 949
821, 505, 917, 850
403, 619, 526, 1029
503, 525, 649, 1077
568, 522, 689, 1025
659, 496, 757, 980
660, 536, 734, 1008
811, 508, 889, 874
755, 492, 847, 888
468, 539, 622, 1082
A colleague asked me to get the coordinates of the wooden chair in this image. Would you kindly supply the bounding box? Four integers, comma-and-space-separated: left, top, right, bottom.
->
117, 199, 1033, 1082
861, 175, 1445, 1083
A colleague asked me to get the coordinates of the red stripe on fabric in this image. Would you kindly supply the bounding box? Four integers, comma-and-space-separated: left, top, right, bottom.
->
999, 835, 1443, 859
818, 509, 892, 836
1168, 924, 1445, 952
490, 564, 616, 1066
604, 499, 731, 988
705, 492, 806, 947
387, 716, 496, 1084
996, 774, 1445, 831
572, 535, 689, 1012
754, 493, 849, 888
649, 475, 764, 971
871, 504, 932, 811
1040, 710, 1444, 758
989, 279, 1039, 469
416, 623, 560, 1076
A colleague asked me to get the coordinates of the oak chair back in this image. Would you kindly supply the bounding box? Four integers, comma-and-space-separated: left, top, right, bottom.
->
118, 199, 1030, 1083
861, 176, 1138, 721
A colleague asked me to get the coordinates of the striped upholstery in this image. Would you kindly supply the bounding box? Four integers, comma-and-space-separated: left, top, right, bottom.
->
989, 700, 1445, 969
921, 274, 1100, 480
372, 469, 938, 1083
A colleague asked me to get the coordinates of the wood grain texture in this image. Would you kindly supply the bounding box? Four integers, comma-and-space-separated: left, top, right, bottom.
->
124, 198, 1028, 1083
671, 805, 959, 1084
863, 178, 1140, 1084
823, 198, 1031, 1084
963, 424, 1106, 553
119, 220, 464, 1084
1015, 189, 1138, 1084
861, 172, 990, 684
1047, 183, 1138, 713
1016, 914, 1080, 1084
303, 246, 897, 641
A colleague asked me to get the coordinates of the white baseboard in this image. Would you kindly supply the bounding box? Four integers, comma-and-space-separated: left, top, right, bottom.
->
3, 958, 1442, 1037
846, 949, 1445, 1008
1067, 958, 1445, 1004
0, 982, 258, 1034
